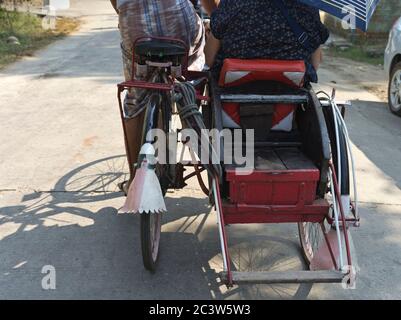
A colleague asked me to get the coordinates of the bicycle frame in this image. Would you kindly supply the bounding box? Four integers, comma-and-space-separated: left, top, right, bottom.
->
118, 36, 209, 97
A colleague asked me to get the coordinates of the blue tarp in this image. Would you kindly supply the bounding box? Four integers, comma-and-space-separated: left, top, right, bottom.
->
298, 0, 381, 31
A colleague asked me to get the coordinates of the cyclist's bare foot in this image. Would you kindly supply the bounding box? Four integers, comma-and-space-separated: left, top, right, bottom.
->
118, 180, 129, 196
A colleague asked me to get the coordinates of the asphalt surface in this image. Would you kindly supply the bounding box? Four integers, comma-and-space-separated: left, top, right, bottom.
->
0, 0, 401, 299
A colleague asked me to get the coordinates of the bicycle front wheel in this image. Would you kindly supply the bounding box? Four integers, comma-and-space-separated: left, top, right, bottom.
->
141, 212, 162, 272
139, 92, 171, 272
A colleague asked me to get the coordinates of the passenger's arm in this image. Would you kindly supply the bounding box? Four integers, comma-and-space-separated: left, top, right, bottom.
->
200, 0, 220, 16
110, 0, 119, 14
204, 33, 221, 67
312, 47, 323, 70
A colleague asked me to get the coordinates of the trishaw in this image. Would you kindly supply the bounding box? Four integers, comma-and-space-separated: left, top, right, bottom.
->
117, 35, 360, 287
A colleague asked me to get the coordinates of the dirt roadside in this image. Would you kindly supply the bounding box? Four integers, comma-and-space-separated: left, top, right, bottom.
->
323, 50, 388, 102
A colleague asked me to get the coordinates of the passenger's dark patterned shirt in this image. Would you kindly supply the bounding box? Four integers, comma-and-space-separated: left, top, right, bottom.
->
210, 0, 330, 81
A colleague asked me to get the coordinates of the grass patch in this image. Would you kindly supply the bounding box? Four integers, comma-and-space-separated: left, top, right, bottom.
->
326, 42, 386, 66
0, 9, 80, 69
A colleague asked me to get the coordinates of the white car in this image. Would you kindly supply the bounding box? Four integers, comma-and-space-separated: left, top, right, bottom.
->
385, 16, 401, 116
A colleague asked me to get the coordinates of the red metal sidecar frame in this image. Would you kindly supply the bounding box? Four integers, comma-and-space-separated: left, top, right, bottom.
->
117, 36, 360, 287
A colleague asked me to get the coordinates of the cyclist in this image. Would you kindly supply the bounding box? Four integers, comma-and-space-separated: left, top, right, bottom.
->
110, 0, 219, 191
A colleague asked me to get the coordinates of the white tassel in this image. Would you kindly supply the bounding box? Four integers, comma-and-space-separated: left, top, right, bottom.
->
119, 143, 167, 214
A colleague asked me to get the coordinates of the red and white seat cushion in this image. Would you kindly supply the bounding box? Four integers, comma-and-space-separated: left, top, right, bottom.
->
218, 59, 306, 131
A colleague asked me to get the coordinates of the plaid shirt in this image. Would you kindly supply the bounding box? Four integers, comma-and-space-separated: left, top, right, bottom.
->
118, 0, 204, 71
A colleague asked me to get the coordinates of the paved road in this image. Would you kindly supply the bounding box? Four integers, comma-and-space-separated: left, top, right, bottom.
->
1, 1, 401, 299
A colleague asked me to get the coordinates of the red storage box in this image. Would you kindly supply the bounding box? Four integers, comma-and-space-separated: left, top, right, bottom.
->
226, 169, 320, 206
225, 148, 320, 206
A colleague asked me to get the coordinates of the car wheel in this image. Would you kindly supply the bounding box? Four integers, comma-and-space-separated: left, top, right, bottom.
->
388, 62, 401, 116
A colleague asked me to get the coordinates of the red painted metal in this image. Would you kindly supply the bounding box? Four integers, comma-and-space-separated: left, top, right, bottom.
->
219, 58, 306, 88
117, 87, 130, 163
222, 102, 241, 126
322, 224, 339, 270
222, 167, 328, 225
118, 81, 209, 102
118, 80, 173, 91
225, 168, 320, 206
196, 94, 210, 102
222, 199, 329, 224
310, 227, 340, 270
119, 36, 210, 101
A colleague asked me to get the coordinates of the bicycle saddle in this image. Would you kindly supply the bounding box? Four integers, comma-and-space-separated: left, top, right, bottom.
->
135, 40, 186, 58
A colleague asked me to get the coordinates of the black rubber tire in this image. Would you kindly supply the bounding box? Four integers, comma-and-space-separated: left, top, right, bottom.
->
298, 221, 325, 266
322, 105, 350, 195
140, 212, 162, 272
388, 62, 401, 116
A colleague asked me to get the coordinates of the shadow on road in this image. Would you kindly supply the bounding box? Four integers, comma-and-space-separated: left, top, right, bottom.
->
0, 155, 313, 299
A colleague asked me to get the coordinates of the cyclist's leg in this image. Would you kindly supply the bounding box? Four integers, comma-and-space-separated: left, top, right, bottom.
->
188, 13, 206, 71
122, 112, 145, 189
119, 39, 147, 189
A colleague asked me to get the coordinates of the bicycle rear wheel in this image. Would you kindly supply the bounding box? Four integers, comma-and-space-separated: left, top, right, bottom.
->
298, 218, 331, 266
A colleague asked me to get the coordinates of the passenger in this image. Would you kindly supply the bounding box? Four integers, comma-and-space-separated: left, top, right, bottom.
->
205, 0, 330, 83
